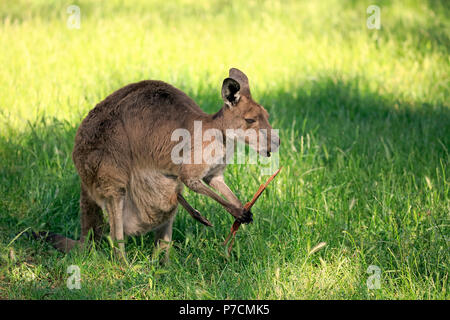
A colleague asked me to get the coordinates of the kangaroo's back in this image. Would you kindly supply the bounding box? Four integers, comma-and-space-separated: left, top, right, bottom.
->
72, 80, 205, 184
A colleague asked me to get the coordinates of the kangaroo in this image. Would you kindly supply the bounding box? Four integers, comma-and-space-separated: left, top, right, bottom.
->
36, 68, 280, 261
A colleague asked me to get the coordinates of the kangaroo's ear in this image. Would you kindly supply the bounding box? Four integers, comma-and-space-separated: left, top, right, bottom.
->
229, 68, 251, 97
221, 77, 241, 108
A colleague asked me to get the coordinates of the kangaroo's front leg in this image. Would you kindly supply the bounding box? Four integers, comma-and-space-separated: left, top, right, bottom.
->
105, 196, 126, 261
181, 177, 250, 223
204, 175, 252, 223
204, 175, 242, 207
177, 193, 213, 226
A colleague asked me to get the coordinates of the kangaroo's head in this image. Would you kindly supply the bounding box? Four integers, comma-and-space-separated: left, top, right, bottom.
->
220, 68, 280, 157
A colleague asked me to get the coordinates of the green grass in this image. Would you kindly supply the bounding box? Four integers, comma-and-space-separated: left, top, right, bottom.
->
0, 0, 449, 299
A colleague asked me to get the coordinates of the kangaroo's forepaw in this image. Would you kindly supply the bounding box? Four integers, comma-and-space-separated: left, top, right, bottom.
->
236, 208, 253, 224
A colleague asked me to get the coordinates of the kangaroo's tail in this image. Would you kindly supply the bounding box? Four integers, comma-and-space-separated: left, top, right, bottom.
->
30, 231, 79, 253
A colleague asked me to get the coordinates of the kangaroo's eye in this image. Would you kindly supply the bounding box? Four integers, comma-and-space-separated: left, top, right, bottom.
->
245, 118, 256, 124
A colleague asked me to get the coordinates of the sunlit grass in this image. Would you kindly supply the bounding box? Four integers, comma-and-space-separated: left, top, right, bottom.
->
0, 0, 448, 299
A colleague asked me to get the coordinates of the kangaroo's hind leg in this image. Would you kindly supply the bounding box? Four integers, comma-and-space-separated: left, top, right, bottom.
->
153, 211, 176, 264
105, 195, 126, 261
80, 185, 105, 245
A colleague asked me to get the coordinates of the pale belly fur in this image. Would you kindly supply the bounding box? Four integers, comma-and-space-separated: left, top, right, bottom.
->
122, 169, 182, 236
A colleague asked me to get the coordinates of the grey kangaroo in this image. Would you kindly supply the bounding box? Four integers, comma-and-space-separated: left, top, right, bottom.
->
37, 68, 280, 261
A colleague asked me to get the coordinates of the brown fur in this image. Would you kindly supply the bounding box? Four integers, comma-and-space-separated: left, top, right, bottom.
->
46, 68, 279, 261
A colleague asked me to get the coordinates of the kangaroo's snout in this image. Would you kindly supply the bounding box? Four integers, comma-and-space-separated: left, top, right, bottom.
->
265, 134, 280, 157
271, 134, 281, 153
